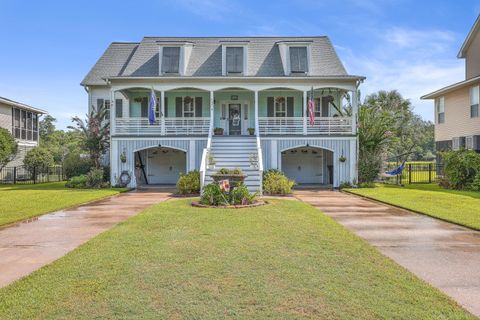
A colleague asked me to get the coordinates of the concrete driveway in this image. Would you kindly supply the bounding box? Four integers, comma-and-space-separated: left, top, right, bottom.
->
0, 189, 171, 288
294, 189, 480, 317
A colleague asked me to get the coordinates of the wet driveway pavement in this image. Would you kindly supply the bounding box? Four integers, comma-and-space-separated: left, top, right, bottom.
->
294, 190, 480, 317
0, 189, 171, 288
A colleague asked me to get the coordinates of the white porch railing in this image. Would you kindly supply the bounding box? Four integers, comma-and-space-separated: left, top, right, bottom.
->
114, 117, 210, 135
258, 117, 353, 135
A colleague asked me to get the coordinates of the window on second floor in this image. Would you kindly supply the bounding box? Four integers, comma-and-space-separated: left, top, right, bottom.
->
470, 85, 479, 118
175, 96, 202, 118
289, 47, 308, 74
436, 96, 445, 124
97, 99, 110, 121
11, 108, 38, 141
162, 47, 181, 74
226, 47, 244, 74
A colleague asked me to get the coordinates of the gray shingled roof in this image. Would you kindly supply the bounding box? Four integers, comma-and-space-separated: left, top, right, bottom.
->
81, 37, 356, 86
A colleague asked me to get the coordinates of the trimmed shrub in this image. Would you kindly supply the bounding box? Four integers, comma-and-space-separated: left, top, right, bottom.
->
200, 183, 227, 205
23, 147, 54, 171
230, 183, 257, 205
86, 168, 104, 188
176, 170, 200, 195
262, 169, 295, 195
64, 152, 93, 179
441, 150, 480, 190
65, 175, 87, 188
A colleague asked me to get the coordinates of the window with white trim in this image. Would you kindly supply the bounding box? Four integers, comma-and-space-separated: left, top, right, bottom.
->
226, 47, 244, 74
162, 47, 180, 74
470, 86, 479, 118
436, 96, 445, 124
274, 97, 286, 117
183, 97, 195, 118
289, 46, 308, 73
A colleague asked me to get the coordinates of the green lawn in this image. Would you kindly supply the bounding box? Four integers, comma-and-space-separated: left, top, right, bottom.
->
0, 182, 126, 227
0, 199, 473, 319
346, 184, 480, 230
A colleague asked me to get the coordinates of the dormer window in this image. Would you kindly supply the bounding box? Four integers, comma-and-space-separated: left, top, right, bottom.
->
161, 47, 180, 74
226, 47, 244, 74
289, 47, 308, 74
221, 42, 248, 76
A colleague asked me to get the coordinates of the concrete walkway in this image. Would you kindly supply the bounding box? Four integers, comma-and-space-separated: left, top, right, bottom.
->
294, 190, 480, 317
0, 190, 171, 288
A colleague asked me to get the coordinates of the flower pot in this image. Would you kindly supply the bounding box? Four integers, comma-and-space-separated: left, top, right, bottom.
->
214, 128, 224, 135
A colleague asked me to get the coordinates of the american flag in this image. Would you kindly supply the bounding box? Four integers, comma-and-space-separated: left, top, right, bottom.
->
308, 87, 315, 126
148, 88, 157, 125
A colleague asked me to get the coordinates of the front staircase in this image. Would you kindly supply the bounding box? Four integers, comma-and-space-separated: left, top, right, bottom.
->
204, 136, 262, 193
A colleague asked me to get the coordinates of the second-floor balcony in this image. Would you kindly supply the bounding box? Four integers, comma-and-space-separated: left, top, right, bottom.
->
109, 87, 357, 137
258, 117, 353, 135
114, 117, 210, 135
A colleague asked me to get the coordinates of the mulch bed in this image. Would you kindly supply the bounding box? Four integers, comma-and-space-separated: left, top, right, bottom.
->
191, 200, 267, 209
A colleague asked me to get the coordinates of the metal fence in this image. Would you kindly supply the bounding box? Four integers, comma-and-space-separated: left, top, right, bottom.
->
0, 166, 64, 184
386, 162, 444, 184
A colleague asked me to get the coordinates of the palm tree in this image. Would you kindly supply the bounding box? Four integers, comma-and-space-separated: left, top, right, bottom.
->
68, 108, 109, 168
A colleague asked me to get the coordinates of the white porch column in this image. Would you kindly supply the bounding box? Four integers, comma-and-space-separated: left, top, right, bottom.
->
110, 89, 115, 135
303, 90, 308, 135
189, 140, 196, 171
351, 89, 358, 135
208, 91, 214, 146
271, 140, 278, 169
160, 90, 165, 136
254, 91, 259, 135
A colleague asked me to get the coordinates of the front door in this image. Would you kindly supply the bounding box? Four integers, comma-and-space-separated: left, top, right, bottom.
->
228, 104, 242, 135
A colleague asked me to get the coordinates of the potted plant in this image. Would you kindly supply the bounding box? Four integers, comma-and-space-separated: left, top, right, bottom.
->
339, 155, 347, 163
208, 153, 216, 169
211, 168, 246, 186
247, 128, 255, 135
214, 127, 224, 135
120, 151, 127, 163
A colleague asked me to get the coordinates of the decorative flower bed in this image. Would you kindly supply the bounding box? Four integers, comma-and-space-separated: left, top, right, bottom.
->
194, 168, 261, 209
191, 199, 266, 209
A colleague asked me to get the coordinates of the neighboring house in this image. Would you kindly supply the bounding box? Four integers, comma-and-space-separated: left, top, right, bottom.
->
0, 96, 47, 167
422, 15, 480, 155
81, 37, 364, 191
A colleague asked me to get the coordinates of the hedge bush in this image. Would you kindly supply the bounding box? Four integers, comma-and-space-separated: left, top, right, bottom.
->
441, 150, 480, 190
65, 175, 87, 188
64, 152, 93, 179
176, 170, 200, 194
262, 169, 295, 195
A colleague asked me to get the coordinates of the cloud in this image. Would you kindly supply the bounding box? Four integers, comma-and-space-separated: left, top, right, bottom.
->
338, 26, 464, 121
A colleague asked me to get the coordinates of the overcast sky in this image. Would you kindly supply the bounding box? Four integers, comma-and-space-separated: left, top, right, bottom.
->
0, 0, 479, 128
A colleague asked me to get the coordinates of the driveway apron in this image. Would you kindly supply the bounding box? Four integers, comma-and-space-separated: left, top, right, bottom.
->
0, 190, 171, 288
294, 189, 480, 317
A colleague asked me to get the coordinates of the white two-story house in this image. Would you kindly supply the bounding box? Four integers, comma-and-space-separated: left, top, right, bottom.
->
81, 37, 364, 191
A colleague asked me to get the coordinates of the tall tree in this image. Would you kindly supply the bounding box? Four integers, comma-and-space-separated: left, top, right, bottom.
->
68, 109, 109, 168
39, 115, 57, 142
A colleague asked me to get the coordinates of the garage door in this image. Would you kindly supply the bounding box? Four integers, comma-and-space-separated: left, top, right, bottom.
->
147, 148, 186, 184
282, 148, 324, 184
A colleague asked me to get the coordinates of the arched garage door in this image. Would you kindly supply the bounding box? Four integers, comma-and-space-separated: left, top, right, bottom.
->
281, 147, 333, 185
146, 147, 186, 184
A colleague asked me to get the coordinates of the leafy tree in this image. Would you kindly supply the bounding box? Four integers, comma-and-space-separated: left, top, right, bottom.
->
68, 109, 109, 168
23, 147, 54, 171
0, 128, 17, 169
39, 115, 57, 141
357, 90, 435, 183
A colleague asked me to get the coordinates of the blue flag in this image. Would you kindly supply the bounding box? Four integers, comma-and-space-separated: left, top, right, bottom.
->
148, 89, 157, 125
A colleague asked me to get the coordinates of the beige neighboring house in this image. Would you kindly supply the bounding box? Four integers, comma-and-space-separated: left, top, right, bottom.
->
0, 96, 47, 167
422, 15, 480, 155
